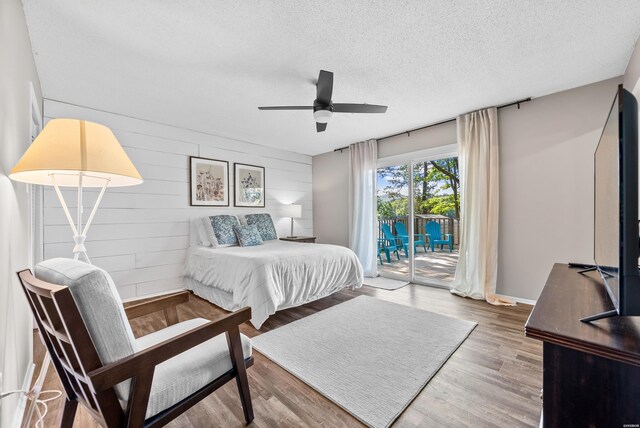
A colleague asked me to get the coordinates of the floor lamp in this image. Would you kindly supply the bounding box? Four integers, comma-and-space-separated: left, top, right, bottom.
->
10, 118, 143, 263
8, 118, 142, 426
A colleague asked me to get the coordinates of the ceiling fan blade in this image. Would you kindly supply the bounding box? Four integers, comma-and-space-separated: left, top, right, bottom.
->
258, 106, 313, 110
332, 103, 388, 113
316, 70, 333, 105
316, 122, 327, 132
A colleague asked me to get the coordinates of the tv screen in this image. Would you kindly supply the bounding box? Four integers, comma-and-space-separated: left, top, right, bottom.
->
592, 85, 640, 319
594, 91, 621, 307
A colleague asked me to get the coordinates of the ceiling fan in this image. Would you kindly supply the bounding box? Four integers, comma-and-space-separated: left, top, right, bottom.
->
258, 70, 388, 132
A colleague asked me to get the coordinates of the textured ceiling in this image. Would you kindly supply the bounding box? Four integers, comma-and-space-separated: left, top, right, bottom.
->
23, 1, 640, 156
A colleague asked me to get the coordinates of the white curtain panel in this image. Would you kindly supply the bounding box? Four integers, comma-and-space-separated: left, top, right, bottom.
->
349, 139, 378, 277
451, 108, 514, 306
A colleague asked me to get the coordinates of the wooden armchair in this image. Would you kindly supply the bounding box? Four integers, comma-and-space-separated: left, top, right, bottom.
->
18, 258, 254, 427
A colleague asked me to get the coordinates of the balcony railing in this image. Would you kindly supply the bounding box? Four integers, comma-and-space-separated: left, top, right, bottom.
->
378, 215, 459, 247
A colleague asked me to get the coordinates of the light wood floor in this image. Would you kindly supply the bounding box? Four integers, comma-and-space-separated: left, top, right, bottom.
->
29, 284, 542, 427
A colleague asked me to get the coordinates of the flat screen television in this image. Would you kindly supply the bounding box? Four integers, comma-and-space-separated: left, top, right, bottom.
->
587, 84, 640, 322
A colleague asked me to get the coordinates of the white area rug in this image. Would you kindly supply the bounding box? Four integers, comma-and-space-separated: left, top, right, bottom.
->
252, 295, 477, 428
363, 276, 409, 290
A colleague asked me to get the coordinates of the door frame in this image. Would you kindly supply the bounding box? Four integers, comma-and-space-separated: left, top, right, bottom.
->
377, 143, 458, 286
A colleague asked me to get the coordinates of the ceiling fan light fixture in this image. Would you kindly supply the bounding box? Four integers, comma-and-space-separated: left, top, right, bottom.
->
313, 109, 332, 123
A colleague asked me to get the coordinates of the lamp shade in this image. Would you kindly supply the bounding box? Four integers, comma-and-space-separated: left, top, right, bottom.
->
281, 204, 302, 218
9, 118, 143, 187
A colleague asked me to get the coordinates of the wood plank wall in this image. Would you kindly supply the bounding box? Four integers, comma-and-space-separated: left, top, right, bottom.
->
42, 100, 313, 300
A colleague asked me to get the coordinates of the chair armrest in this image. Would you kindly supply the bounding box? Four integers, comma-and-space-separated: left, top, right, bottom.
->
125, 291, 190, 325
88, 306, 252, 393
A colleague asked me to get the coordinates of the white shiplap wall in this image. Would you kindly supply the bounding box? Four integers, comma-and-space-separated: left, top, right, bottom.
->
43, 100, 313, 300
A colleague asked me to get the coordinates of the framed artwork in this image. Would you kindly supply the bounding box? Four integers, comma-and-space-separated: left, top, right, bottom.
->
234, 163, 265, 207
189, 156, 229, 206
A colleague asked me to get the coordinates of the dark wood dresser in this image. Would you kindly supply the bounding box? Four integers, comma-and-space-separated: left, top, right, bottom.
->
525, 263, 640, 427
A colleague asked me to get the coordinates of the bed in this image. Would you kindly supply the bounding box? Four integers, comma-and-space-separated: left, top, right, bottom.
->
184, 237, 363, 329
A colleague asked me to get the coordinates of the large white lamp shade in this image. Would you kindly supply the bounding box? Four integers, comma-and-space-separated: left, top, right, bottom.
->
9, 118, 142, 263
10, 118, 142, 187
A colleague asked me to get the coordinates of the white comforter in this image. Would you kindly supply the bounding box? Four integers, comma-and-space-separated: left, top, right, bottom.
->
184, 240, 363, 328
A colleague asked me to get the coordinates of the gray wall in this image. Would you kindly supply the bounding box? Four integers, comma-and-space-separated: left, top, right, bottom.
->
312, 121, 457, 248
312, 150, 349, 246
312, 77, 621, 301
498, 77, 620, 301
0, 0, 43, 425
43, 100, 313, 300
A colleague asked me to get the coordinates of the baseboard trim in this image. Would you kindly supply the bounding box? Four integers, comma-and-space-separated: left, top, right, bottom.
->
499, 294, 537, 306
120, 288, 187, 304
12, 361, 35, 428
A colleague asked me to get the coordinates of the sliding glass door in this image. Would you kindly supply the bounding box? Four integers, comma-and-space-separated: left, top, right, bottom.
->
376, 163, 410, 280
377, 147, 460, 286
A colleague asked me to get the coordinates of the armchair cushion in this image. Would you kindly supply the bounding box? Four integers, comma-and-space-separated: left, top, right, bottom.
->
135, 318, 252, 418
35, 258, 137, 399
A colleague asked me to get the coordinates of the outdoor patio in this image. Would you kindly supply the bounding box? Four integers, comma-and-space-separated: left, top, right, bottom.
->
378, 248, 459, 282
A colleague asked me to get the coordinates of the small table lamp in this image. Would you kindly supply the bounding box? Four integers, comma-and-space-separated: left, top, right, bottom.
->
281, 204, 302, 238
10, 118, 143, 263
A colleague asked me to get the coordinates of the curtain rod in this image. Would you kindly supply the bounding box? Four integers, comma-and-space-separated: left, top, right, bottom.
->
333, 97, 532, 152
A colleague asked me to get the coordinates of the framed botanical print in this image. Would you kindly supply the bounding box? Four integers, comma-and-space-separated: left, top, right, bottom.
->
190, 156, 229, 206
234, 163, 265, 207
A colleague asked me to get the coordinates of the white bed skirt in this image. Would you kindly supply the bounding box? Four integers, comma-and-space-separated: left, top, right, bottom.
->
183, 241, 364, 328
185, 275, 360, 328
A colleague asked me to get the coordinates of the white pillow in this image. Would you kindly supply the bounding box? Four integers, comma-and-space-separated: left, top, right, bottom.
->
201, 217, 219, 248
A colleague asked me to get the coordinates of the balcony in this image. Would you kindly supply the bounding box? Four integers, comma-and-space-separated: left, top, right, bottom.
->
378, 214, 459, 282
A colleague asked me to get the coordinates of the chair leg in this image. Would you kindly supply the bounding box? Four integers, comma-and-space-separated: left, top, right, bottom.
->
58, 398, 78, 428
227, 328, 254, 423
385, 249, 391, 263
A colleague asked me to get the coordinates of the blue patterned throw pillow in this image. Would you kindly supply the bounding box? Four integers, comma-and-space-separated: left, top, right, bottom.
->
245, 213, 278, 241
233, 224, 264, 247
210, 215, 240, 245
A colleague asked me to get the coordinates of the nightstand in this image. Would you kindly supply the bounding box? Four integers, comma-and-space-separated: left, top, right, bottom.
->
279, 236, 316, 243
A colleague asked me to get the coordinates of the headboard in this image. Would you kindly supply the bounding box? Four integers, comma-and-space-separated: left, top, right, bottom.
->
190, 215, 249, 246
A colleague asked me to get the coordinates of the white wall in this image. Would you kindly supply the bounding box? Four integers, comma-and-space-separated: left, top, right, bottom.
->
312, 77, 621, 301
43, 100, 312, 300
0, 0, 42, 425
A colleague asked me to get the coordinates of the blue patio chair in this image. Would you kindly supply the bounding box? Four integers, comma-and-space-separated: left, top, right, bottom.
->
394, 222, 427, 253
425, 221, 453, 252
378, 236, 401, 263
380, 224, 406, 258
